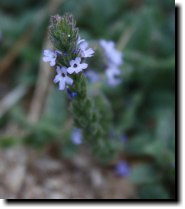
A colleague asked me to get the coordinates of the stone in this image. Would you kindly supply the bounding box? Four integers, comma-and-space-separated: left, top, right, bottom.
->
5, 164, 26, 193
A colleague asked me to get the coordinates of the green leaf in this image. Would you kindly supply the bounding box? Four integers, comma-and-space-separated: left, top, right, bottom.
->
129, 164, 161, 184
138, 184, 170, 199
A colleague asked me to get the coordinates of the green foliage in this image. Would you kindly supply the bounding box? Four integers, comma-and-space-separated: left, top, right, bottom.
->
25, 87, 67, 147
138, 184, 170, 199
130, 164, 161, 184
70, 71, 120, 162
0, 136, 19, 148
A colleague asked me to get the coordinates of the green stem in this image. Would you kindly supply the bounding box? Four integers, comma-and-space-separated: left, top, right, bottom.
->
69, 73, 121, 162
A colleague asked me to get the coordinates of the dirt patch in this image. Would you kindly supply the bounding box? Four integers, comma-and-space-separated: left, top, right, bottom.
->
0, 146, 136, 199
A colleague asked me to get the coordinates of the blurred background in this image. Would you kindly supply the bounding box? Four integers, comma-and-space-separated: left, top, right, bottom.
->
0, 0, 175, 199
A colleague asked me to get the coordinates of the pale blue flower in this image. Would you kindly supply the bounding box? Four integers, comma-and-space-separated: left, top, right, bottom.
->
100, 40, 123, 86
115, 161, 130, 177
100, 40, 123, 66
85, 70, 100, 83
71, 128, 83, 145
79, 42, 94, 58
42, 49, 57, 67
106, 65, 121, 86
54, 66, 73, 90
77, 36, 85, 45
67, 57, 88, 74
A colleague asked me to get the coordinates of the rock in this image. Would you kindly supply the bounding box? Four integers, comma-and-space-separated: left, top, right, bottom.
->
44, 177, 62, 190
89, 168, 104, 188
0, 147, 27, 194
5, 147, 27, 164
33, 156, 62, 173
70, 152, 91, 169
5, 164, 26, 193
0, 162, 5, 176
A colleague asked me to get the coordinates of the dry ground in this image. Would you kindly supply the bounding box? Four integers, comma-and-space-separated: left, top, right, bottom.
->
0, 146, 136, 199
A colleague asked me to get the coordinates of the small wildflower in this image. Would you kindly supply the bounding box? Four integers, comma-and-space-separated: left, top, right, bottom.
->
67, 57, 88, 74
66, 88, 78, 99
100, 40, 122, 66
85, 70, 100, 83
106, 65, 121, 86
115, 161, 130, 177
79, 42, 95, 58
77, 36, 85, 45
71, 128, 83, 145
100, 40, 123, 86
53, 66, 73, 90
42, 49, 57, 67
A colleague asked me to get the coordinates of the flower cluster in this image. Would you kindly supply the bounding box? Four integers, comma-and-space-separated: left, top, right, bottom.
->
71, 128, 83, 145
42, 38, 94, 91
42, 14, 122, 162
100, 40, 123, 86
42, 15, 94, 94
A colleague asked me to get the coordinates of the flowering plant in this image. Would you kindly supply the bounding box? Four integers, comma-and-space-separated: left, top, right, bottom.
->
42, 14, 124, 162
